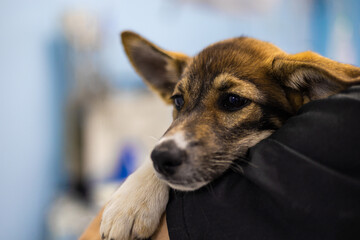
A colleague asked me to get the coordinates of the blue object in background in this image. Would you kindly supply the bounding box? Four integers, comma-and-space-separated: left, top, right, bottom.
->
310, 0, 330, 56
310, 0, 360, 65
111, 143, 137, 181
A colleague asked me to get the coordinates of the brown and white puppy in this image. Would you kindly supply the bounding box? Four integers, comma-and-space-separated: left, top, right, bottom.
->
98, 31, 360, 240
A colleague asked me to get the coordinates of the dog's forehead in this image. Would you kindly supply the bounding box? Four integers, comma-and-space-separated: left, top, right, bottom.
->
176, 37, 284, 100
189, 37, 282, 72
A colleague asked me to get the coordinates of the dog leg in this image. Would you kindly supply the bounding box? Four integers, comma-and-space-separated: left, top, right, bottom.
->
100, 160, 169, 240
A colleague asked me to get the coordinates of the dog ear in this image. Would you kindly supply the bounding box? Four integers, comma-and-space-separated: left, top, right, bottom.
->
272, 51, 360, 103
121, 31, 190, 103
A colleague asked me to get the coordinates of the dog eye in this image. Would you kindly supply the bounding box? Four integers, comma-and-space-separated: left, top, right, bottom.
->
172, 95, 184, 111
219, 94, 249, 112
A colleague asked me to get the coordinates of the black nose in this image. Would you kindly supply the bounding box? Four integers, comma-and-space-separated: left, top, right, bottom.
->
151, 140, 186, 176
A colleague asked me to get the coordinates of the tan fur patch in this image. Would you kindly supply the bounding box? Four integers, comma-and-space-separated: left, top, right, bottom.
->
213, 73, 264, 102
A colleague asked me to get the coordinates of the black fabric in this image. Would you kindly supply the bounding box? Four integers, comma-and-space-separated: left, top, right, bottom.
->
166, 86, 360, 240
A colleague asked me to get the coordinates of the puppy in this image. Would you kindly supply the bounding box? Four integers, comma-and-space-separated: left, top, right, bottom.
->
96, 31, 360, 240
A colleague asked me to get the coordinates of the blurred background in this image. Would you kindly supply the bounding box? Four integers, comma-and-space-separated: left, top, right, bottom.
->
0, 0, 359, 239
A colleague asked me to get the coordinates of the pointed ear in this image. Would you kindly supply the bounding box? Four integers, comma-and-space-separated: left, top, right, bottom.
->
121, 31, 190, 103
272, 51, 360, 101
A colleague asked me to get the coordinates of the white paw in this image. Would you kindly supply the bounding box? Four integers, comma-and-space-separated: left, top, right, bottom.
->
100, 162, 169, 240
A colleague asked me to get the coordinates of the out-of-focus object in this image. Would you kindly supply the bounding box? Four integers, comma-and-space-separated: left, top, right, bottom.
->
62, 10, 101, 51
48, 9, 173, 240
327, 2, 356, 64
48, 10, 109, 240
48, 194, 98, 240
62, 10, 109, 199
177, 0, 281, 14
84, 92, 172, 205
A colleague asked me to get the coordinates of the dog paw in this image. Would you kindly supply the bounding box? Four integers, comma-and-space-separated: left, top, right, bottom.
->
100, 163, 169, 240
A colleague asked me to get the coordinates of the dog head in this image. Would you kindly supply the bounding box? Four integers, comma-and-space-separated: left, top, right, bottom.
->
121, 31, 360, 191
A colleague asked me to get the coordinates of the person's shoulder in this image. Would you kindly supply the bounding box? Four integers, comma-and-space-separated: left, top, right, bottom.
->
270, 84, 360, 143
299, 84, 360, 116
330, 85, 360, 101
250, 85, 360, 179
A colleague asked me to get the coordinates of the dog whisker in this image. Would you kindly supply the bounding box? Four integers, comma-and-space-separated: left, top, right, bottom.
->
147, 135, 160, 142
210, 159, 245, 174
230, 163, 244, 174
205, 182, 216, 198
235, 156, 258, 168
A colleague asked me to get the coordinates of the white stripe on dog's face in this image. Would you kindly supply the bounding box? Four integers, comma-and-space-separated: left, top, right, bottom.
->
156, 132, 188, 149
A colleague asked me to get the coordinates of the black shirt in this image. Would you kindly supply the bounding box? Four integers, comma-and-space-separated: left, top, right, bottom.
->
166, 86, 360, 240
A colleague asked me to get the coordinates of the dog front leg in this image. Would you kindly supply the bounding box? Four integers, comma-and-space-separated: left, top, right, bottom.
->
100, 160, 169, 240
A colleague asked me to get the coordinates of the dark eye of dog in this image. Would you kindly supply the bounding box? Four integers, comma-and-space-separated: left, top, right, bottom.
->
219, 94, 249, 112
172, 95, 184, 111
